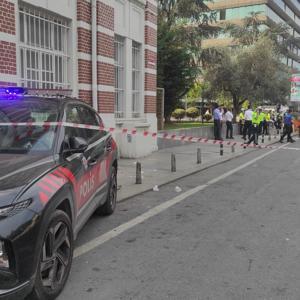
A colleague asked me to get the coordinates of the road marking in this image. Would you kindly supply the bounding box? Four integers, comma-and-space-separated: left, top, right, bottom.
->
74, 143, 288, 258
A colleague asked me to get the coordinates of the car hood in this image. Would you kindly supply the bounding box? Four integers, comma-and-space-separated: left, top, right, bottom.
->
0, 154, 56, 207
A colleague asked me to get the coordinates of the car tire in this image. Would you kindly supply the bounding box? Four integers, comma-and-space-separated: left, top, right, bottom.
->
96, 166, 117, 216
27, 210, 73, 300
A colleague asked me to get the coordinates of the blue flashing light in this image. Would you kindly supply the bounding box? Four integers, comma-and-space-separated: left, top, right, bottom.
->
0, 87, 27, 98
5, 87, 27, 95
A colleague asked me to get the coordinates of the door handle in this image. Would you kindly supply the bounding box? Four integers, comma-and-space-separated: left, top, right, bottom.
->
105, 145, 112, 152
88, 158, 97, 166
105, 138, 113, 152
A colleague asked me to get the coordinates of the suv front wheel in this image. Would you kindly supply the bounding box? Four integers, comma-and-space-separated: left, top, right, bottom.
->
28, 210, 73, 300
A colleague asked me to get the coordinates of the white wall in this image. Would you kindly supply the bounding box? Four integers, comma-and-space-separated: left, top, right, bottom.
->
114, 0, 144, 42
109, 0, 158, 158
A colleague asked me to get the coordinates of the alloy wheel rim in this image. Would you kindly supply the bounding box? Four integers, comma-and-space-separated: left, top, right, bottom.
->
40, 221, 71, 290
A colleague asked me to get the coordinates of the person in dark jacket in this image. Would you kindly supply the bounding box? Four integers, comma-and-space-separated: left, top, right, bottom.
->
280, 109, 295, 143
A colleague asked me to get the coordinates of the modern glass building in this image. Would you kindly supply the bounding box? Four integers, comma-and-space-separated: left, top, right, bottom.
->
203, 0, 300, 72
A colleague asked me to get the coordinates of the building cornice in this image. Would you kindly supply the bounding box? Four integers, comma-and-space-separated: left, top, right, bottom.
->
202, 36, 300, 63
201, 37, 236, 48
207, 0, 268, 10
129, 0, 146, 9
213, 14, 267, 27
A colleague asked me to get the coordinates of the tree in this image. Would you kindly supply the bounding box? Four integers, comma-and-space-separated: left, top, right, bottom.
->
224, 12, 264, 46
158, 24, 199, 121
157, 0, 218, 121
225, 13, 300, 54
203, 36, 290, 116
203, 13, 292, 116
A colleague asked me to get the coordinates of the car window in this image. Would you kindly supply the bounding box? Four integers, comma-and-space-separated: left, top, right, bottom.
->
0, 99, 59, 154
66, 106, 82, 124
65, 105, 87, 144
77, 105, 106, 144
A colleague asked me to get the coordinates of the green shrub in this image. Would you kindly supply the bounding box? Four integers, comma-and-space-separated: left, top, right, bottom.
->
186, 107, 200, 119
172, 108, 185, 120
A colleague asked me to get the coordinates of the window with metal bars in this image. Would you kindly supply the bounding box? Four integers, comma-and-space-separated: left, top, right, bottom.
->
114, 36, 125, 119
19, 5, 70, 90
132, 41, 142, 118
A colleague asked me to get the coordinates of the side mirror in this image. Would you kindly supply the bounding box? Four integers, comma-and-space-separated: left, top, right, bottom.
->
64, 136, 88, 155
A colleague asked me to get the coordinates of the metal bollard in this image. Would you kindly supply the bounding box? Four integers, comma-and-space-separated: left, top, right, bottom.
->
171, 153, 176, 172
220, 144, 224, 156
231, 145, 235, 153
136, 162, 142, 184
268, 134, 271, 141
197, 148, 202, 164
261, 134, 264, 143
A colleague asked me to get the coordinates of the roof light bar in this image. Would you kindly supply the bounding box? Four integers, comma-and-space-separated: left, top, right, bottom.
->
0, 87, 28, 95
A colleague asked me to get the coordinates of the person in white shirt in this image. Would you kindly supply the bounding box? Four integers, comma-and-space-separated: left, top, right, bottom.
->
243, 105, 253, 140
224, 108, 234, 139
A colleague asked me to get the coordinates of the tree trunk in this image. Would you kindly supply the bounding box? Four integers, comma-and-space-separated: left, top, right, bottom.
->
165, 115, 171, 123
232, 94, 240, 123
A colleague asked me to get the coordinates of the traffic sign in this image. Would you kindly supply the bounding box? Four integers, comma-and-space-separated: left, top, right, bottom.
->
291, 73, 300, 102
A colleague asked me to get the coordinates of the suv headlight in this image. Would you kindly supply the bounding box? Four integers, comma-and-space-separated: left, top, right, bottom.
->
0, 241, 9, 269
0, 199, 31, 218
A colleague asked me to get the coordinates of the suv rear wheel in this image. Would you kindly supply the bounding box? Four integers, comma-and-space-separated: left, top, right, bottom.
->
28, 210, 73, 300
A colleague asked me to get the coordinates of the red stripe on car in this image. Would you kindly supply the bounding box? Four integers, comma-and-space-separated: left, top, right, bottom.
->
37, 182, 55, 194
48, 173, 66, 185
42, 177, 61, 189
39, 192, 49, 204
58, 167, 77, 186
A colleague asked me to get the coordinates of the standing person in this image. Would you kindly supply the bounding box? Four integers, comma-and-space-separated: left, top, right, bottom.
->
239, 109, 245, 135
264, 111, 271, 135
274, 112, 282, 134
220, 106, 225, 130
280, 109, 295, 143
257, 108, 265, 136
224, 108, 234, 139
247, 109, 260, 145
213, 103, 222, 141
243, 105, 253, 140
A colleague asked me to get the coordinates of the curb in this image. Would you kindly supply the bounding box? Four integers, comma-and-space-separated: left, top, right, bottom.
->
117, 138, 282, 203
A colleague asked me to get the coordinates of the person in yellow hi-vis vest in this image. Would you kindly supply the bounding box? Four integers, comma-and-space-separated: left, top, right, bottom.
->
257, 108, 265, 136
247, 109, 260, 145
264, 111, 271, 135
239, 110, 245, 135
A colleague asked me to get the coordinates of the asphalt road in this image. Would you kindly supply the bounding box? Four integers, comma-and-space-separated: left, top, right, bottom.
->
57, 140, 300, 300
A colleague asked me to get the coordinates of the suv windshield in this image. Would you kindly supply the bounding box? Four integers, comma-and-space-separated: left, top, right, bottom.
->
0, 98, 59, 154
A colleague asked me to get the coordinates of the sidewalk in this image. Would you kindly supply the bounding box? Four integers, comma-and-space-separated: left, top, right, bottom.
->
117, 133, 280, 202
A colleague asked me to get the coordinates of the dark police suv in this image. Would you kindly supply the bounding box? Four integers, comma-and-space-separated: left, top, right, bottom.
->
0, 87, 118, 300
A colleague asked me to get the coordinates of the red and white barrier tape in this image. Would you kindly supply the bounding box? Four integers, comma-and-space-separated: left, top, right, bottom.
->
0, 121, 298, 151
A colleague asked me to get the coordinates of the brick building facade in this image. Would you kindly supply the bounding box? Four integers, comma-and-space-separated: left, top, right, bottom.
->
0, 0, 158, 157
